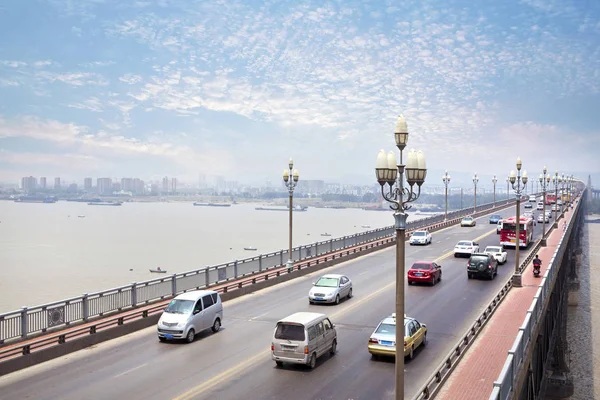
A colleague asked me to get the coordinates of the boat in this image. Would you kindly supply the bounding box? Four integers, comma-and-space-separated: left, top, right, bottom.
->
255, 205, 307, 212
244, 246, 258, 251
88, 201, 123, 206
67, 198, 101, 202
361, 225, 371, 228
193, 202, 232, 207
321, 233, 332, 237
149, 269, 167, 273
77, 215, 86, 218
14, 196, 57, 203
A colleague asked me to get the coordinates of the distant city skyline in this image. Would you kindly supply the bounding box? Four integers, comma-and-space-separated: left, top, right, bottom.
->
0, 1, 599, 183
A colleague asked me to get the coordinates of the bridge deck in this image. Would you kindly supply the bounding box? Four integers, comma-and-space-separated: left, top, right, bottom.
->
437, 206, 574, 400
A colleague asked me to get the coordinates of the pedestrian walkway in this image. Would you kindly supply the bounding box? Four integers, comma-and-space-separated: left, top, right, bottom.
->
437, 205, 576, 400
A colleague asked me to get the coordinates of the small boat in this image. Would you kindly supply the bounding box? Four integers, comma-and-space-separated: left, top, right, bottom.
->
244, 246, 258, 251
361, 225, 371, 228
149, 268, 167, 273
77, 215, 86, 218
321, 233, 332, 237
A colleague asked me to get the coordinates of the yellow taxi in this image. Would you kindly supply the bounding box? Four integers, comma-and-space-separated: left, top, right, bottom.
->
368, 313, 427, 360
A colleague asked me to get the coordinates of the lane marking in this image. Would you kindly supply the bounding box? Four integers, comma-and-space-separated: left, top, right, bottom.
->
172, 281, 396, 400
433, 228, 497, 263
250, 311, 269, 321
113, 363, 148, 378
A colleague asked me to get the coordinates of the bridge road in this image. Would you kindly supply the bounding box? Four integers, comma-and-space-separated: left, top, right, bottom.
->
0, 205, 541, 400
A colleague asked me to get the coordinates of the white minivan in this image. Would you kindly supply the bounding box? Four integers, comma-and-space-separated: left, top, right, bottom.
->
157, 290, 223, 343
271, 312, 337, 369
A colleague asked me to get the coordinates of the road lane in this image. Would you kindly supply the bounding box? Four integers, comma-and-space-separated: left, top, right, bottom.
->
0, 205, 540, 400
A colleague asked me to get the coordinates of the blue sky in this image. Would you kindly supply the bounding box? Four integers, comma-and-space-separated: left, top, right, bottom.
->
0, 0, 599, 186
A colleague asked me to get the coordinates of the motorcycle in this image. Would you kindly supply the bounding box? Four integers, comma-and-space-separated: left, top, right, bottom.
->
533, 260, 541, 277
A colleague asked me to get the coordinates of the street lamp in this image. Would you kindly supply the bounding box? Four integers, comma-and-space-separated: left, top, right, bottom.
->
442, 170, 451, 221
559, 173, 566, 215
538, 166, 550, 246
283, 159, 299, 272
375, 114, 427, 400
492, 175, 498, 207
551, 171, 559, 226
506, 177, 509, 200
509, 157, 528, 287
473, 173, 479, 213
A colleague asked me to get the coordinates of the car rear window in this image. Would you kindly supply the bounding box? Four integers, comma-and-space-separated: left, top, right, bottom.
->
411, 263, 431, 270
275, 323, 305, 341
457, 241, 471, 246
375, 323, 396, 335
470, 255, 489, 265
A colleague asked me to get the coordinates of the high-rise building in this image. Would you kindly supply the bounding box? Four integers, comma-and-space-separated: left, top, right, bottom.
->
97, 178, 112, 195
150, 183, 159, 196
170, 178, 177, 194
121, 178, 133, 192
162, 177, 169, 194
21, 176, 37, 192
132, 178, 145, 195
39, 177, 47, 189
68, 183, 78, 193
198, 173, 207, 189
84, 177, 93, 191
54, 177, 61, 190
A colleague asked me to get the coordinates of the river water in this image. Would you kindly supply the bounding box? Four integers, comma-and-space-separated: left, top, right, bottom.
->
566, 214, 600, 399
0, 201, 431, 313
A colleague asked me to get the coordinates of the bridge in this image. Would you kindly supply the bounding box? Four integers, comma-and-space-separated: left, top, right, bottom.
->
0, 186, 590, 400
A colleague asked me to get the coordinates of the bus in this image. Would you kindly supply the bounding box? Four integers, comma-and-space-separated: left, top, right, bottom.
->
545, 194, 556, 205
500, 216, 534, 248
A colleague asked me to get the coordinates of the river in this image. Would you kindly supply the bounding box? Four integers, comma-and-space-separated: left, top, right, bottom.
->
0, 201, 431, 313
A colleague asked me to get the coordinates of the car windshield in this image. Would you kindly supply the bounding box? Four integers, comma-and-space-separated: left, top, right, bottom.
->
413, 232, 426, 236
411, 263, 431, 270
375, 323, 396, 335
457, 241, 472, 246
315, 277, 339, 287
164, 299, 194, 314
275, 323, 305, 341
486, 247, 501, 253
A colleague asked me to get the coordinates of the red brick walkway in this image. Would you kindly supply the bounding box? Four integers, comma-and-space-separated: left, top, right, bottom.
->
437, 203, 577, 400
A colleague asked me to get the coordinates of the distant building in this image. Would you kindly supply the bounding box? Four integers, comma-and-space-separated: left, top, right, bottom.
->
170, 177, 177, 194
97, 178, 112, 195
162, 176, 169, 194
112, 182, 121, 192
21, 176, 37, 193
198, 173, 207, 189
68, 183, 78, 193
54, 177, 61, 190
150, 183, 159, 196
121, 178, 133, 192
39, 177, 47, 189
296, 180, 325, 195
84, 177, 93, 191
132, 178, 145, 195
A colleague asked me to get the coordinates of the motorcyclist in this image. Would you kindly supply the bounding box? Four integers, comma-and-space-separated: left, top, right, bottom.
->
533, 254, 542, 275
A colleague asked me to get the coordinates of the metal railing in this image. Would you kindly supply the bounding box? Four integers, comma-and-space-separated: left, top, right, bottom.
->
411, 193, 557, 400
489, 197, 580, 400
0, 198, 515, 344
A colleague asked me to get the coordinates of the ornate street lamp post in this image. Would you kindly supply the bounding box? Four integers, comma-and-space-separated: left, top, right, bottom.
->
506, 177, 509, 200
509, 157, 528, 287
551, 171, 560, 226
375, 114, 427, 400
492, 175, 497, 207
538, 166, 551, 247
283, 159, 299, 272
473, 173, 479, 213
442, 170, 451, 221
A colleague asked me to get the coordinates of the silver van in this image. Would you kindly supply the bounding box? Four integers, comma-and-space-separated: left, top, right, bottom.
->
157, 290, 223, 343
271, 312, 337, 369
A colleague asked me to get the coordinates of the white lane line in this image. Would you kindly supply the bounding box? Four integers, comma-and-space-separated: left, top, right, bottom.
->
436, 241, 442, 243
250, 311, 269, 321
358, 270, 369, 276
113, 363, 148, 378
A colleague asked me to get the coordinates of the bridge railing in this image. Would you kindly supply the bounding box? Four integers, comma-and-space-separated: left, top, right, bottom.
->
0, 198, 515, 344
489, 195, 580, 400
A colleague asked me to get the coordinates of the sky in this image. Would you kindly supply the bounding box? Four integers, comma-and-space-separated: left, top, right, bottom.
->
0, 0, 599, 187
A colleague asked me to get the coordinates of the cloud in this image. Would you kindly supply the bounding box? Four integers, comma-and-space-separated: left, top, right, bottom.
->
0, 149, 106, 169
119, 74, 143, 84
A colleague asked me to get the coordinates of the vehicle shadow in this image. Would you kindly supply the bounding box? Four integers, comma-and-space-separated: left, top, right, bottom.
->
159, 327, 225, 345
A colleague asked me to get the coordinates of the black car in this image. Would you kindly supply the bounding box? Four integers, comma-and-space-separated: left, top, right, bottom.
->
467, 253, 498, 280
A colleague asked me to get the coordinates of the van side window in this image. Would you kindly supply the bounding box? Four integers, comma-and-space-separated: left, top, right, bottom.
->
193, 299, 203, 313
307, 326, 317, 341
211, 293, 218, 304
323, 319, 333, 331
202, 294, 214, 308
315, 322, 324, 336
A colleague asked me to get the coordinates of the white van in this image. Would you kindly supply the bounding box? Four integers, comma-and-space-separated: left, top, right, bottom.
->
271, 312, 337, 369
157, 290, 223, 343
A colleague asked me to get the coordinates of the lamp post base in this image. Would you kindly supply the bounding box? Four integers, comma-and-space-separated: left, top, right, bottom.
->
512, 274, 523, 287
540, 238, 547, 247
286, 259, 294, 273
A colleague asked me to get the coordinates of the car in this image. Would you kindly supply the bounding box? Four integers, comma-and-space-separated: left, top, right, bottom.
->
368, 313, 427, 360
552, 204, 560, 212
523, 211, 534, 219
407, 261, 442, 285
157, 290, 223, 343
529, 195, 537, 202
467, 253, 498, 280
545, 210, 552, 219
409, 230, 432, 245
536, 202, 544, 211
524, 203, 533, 209
538, 213, 549, 223
454, 240, 480, 257
460, 217, 476, 227
497, 220, 502, 234
483, 246, 508, 264
308, 274, 352, 305
489, 214, 502, 224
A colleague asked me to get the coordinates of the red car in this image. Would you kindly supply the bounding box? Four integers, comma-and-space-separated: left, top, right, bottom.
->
407, 261, 442, 286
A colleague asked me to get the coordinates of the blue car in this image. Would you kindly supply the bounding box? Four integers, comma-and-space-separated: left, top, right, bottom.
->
489, 214, 502, 224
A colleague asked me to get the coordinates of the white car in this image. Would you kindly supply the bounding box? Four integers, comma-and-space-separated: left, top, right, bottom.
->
454, 240, 480, 258
538, 213, 549, 223
484, 246, 507, 265
523, 211, 533, 219
529, 195, 536, 202
409, 230, 432, 245
536, 202, 544, 210
308, 274, 352, 305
